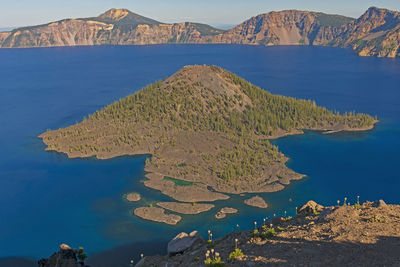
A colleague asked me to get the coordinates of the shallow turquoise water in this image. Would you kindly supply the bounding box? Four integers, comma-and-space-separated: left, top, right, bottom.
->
163, 176, 194, 186
0, 45, 399, 266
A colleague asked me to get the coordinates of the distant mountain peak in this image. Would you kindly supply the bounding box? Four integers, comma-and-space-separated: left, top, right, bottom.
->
98, 8, 132, 21
366, 6, 385, 12
96, 8, 161, 26
357, 6, 400, 26
362, 6, 398, 18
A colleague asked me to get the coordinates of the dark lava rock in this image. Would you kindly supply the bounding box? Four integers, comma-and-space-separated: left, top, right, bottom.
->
38, 244, 90, 267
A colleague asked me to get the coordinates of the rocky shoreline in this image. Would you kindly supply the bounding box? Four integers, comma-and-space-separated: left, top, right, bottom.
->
40, 121, 377, 208
244, 196, 268, 208
133, 207, 182, 225
143, 172, 229, 203
156, 202, 215, 215
39, 66, 378, 225
40, 122, 379, 227
215, 207, 239, 219
125, 193, 141, 202
41, 121, 378, 226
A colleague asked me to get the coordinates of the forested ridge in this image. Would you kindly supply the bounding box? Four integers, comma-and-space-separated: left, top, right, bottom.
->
40, 65, 375, 191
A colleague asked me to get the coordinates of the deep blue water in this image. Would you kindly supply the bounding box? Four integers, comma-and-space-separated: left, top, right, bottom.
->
0, 45, 399, 266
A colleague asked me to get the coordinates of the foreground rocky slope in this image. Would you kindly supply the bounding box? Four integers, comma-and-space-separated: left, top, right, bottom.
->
138, 199, 400, 266
1, 7, 399, 57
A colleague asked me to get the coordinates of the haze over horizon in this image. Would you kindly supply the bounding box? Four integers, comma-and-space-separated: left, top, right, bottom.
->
1, 0, 399, 29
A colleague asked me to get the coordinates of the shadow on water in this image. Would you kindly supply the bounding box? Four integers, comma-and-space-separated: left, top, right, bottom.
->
88, 240, 167, 267
0, 257, 35, 267
0, 240, 167, 267
2, 236, 399, 266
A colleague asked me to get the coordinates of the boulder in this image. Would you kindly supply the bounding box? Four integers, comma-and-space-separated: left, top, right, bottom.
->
60, 243, 72, 250
167, 231, 204, 256
297, 200, 324, 216
372, 199, 387, 208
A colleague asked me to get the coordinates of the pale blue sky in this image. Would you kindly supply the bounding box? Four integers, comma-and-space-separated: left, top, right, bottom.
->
1, 0, 400, 28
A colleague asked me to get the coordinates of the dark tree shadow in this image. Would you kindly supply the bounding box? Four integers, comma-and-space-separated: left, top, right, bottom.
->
244, 235, 400, 266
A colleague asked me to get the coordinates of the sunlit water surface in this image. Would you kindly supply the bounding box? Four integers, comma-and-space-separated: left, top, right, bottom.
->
0, 45, 399, 266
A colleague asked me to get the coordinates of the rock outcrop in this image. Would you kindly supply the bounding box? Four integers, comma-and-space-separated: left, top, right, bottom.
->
167, 231, 204, 256
297, 200, 324, 216
38, 244, 90, 267
373, 199, 388, 208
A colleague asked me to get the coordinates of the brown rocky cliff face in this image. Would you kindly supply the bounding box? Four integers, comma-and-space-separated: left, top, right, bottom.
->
0, 9, 222, 48
206, 7, 400, 57
206, 7, 400, 58
0, 21, 213, 48
1, 20, 115, 48
0, 32, 10, 44
333, 7, 400, 45
332, 7, 400, 57
1, 7, 399, 57
204, 10, 350, 46
109, 23, 210, 45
